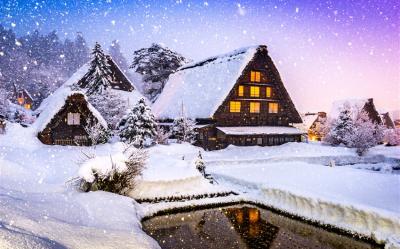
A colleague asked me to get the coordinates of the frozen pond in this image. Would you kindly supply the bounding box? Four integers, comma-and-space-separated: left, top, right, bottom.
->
142, 204, 382, 249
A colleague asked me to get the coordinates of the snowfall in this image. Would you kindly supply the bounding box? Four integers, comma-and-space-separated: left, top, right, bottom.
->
0, 123, 399, 249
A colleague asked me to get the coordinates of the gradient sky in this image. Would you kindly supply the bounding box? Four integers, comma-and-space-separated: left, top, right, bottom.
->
1, 0, 399, 114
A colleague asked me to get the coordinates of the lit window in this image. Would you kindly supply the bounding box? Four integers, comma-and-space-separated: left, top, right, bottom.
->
266, 87, 272, 98
250, 102, 260, 113
250, 86, 260, 97
24, 103, 31, 110
238, 85, 244, 97
229, 101, 241, 113
250, 71, 261, 82
67, 113, 81, 125
268, 103, 279, 113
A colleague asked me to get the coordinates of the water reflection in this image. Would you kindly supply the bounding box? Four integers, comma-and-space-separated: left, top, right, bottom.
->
142, 205, 381, 249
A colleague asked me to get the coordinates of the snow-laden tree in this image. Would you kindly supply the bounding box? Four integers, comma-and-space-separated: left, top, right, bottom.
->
0, 88, 10, 118
109, 40, 129, 73
130, 43, 189, 101
81, 42, 114, 95
88, 89, 128, 129
384, 128, 400, 146
84, 119, 111, 146
324, 105, 355, 146
172, 116, 197, 144
154, 125, 170, 145
349, 110, 385, 155
118, 98, 157, 147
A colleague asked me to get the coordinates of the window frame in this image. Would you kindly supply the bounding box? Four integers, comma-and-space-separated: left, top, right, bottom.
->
229, 101, 241, 113
249, 102, 260, 113
268, 102, 279, 114
250, 71, 261, 82
250, 86, 260, 97
266, 87, 272, 98
67, 112, 81, 125
238, 85, 244, 97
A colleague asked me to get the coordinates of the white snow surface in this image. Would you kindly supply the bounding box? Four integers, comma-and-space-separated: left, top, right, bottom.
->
1, 123, 399, 248
217, 126, 304, 135
152, 46, 258, 119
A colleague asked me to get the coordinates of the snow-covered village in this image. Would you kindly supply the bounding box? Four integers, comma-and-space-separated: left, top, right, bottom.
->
0, 1, 399, 249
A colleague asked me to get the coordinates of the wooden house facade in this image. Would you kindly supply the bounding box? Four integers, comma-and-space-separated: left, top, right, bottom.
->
15, 88, 34, 110
153, 45, 304, 150
37, 92, 107, 146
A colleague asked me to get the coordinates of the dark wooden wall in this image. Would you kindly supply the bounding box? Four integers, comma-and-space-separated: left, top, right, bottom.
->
213, 46, 302, 127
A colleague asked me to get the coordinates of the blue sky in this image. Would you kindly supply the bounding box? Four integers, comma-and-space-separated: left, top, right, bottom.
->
1, 0, 399, 113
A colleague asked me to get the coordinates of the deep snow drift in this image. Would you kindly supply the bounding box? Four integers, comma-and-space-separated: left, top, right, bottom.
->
0, 123, 399, 248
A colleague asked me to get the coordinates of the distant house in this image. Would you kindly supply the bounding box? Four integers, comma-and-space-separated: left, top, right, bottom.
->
329, 98, 382, 125
15, 88, 34, 110
395, 120, 400, 129
380, 112, 395, 129
36, 91, 107, 146
296, 112, 327, 141
153, 45, 304, 150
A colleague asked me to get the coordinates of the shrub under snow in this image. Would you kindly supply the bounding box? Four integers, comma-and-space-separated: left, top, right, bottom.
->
78, 146, 147, 195
384, 128, 400, 146
172, 116, 197, 144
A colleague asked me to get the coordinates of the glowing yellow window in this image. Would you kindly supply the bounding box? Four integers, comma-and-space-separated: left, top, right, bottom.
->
238, 85, 244, 97
250, 71, 261, 82
266, 87, 272, 98
24, 103, 31, 110
229, 101, 241, 113
269, 103, 279, 113
250, 86, 260, 97
250, 102, 260, 113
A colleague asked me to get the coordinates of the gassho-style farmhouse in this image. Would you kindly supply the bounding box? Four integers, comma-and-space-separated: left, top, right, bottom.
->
28, 44, 392, 150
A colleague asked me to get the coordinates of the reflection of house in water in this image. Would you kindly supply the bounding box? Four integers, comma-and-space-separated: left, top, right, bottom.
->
224, 206, 279, 248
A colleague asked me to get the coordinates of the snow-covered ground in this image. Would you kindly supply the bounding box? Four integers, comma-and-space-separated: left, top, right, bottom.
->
0, 124, 399, 248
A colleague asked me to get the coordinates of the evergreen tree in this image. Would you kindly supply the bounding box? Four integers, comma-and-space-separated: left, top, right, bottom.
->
118, 98, 157, 147
172, 116, 197, 143
130, 43, 188, 101
88, 89, 128, 129
350, 110, 385, 155
82, 43, 114, 95
324, 105, 355, 146
109, 40, 129, 73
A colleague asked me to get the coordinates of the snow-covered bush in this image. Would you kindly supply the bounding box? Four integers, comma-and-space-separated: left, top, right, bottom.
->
84, 119, 111, 146
324, 105, 355, 146
171, 116, 197, 144
349, 111, 385, 155
384, 128, 400, 146
130, 43, 188, 101
88, 89, 128, 129
78, 146, 147, 195
118, 98, 157, 148
194, 151, 206, 177
154, 126, 170, 145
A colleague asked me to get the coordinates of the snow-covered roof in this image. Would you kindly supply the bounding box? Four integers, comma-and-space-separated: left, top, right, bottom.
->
217, 126, 304, 135
32, 89, 108, 132
153, 46, 259, 120
329, 98, 369, 119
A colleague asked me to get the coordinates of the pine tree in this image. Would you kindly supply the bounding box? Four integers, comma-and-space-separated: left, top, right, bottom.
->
118, 98, 157, 148
350, 110, 385, 155
88, 89, 128, 129
82, 42, 114, 95
324, 104, 355, 146
172, 116, 197, 143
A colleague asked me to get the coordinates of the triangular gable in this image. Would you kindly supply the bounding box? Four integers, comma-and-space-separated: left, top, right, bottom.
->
153, 46, 258, 120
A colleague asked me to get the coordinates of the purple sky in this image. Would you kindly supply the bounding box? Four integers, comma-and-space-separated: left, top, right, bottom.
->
1, 0, 399, 114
